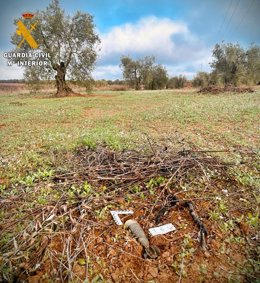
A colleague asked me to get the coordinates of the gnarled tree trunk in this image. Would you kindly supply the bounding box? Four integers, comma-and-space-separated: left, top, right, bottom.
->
54, 62, 73, 97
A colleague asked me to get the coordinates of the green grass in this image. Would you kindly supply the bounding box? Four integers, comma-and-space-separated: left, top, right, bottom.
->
0, 89, 259, 178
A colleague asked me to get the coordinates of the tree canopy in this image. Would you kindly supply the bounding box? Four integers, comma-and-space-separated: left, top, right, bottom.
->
120, 56, 168, 90
210, 43, 260, 86
11, 0, 100, 96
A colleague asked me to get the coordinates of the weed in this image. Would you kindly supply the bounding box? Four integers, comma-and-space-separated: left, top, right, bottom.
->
246, 212, 259, 228
172, 234, 196, 277
146, 176, 165, 190
220, 219, 235, 232
83, 181, 93, 195
0, 185, 6, 193
82, 136, 97, 149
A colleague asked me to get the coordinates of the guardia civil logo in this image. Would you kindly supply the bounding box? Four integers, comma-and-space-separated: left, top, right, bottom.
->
16, 12, 38, 49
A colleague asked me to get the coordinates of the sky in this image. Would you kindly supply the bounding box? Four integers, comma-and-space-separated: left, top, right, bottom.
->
0, 0, 259, 80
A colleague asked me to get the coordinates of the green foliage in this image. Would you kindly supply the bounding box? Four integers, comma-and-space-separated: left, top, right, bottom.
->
193, 43, 260, 88
120, 56, 168, 90
230, 168, 258, 187
19, 169, 54, 187
145, 65, 168, 90
210, 42, 260, 86
172, 234, 196, 277
146, 176, 165, 189
83, 181, 93, 195
192, 72, 211, 88
246, 44, 260, 85
210, 43, 247, 86
82, 136, 97, 149
0, 185, 7, 193
246, 212, 259, 228
167, 75, 187, 89
68, 181, 93, 198
1, 90, 259, 180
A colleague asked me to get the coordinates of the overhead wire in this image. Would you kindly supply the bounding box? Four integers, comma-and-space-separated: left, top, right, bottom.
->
233, 0, 255, 35
222, 0, 241, 39
218, 0, 234, 35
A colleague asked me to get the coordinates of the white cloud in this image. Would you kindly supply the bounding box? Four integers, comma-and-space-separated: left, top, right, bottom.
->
96, 16, 213, 79
93, 65, 121, 80
98, 16, 210, 66
99, 16, 187, 62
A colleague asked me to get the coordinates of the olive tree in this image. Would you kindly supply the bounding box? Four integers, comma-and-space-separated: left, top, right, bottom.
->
210, 43, 246, 86
246, 44, 260, 85
120, 56, 168, 90
11, 0, 100, 96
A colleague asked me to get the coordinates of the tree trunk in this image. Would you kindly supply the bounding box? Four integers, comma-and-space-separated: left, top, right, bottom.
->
54, 62, 73, 97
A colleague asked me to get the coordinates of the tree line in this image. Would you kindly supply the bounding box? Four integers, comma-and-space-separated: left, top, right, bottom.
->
193, 43, 260, 88
120, 43, 260, 90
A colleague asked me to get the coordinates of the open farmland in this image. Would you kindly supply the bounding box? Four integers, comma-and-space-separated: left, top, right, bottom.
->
0, 89, 259, 282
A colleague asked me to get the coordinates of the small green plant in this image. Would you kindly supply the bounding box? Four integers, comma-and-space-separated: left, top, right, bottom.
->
198, 263, 208, 275
246, 212, 259, 228
19, 168, 54, 187
20, 175, 36, 186
172, 234, 196, 277
220, 219, 235, 232
209, 210, 222, 221
125, 194, 133, 203
230, 168, 257, 187
131, 185, 141, 194
82, 137, 96, 149
34, 168, 54, 180
68, 182, 93, 198
219, 199, 228, 214
140, 192, 146, 199
37, 195, 47, 205
91, 274, 104, 283
146, 176, 165, 190
0, 185, 6, 193
95, 205, 112, 220
83, 181, 93, 195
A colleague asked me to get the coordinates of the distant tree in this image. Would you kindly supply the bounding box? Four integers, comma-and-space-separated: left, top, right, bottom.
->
210, 43, 246, 86
94, 79, 108, 88
120, 56, 141, 90
120, 56, 154, 90
120, 56, 167, 90
24, 67, 42, 92
167, 75, 186, 89
192, 72, 211, 88
246, 44, 260, 85
11, 0, 100, 97
145, 65, 168, 90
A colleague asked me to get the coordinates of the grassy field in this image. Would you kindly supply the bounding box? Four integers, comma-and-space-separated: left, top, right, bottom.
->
0, 89, 259, 282
0, 89, 259, 176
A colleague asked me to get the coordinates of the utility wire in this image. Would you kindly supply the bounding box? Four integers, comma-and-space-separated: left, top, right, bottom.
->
222, 0, 241, 40
233, 0, 255, 35
218, 0, 234, 34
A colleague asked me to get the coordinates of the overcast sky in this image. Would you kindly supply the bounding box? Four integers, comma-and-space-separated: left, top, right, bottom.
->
0, 0, 259, 80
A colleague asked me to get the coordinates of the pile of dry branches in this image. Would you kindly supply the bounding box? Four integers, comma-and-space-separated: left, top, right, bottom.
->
60, 146, 229, 189
198, 85, 254, 94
